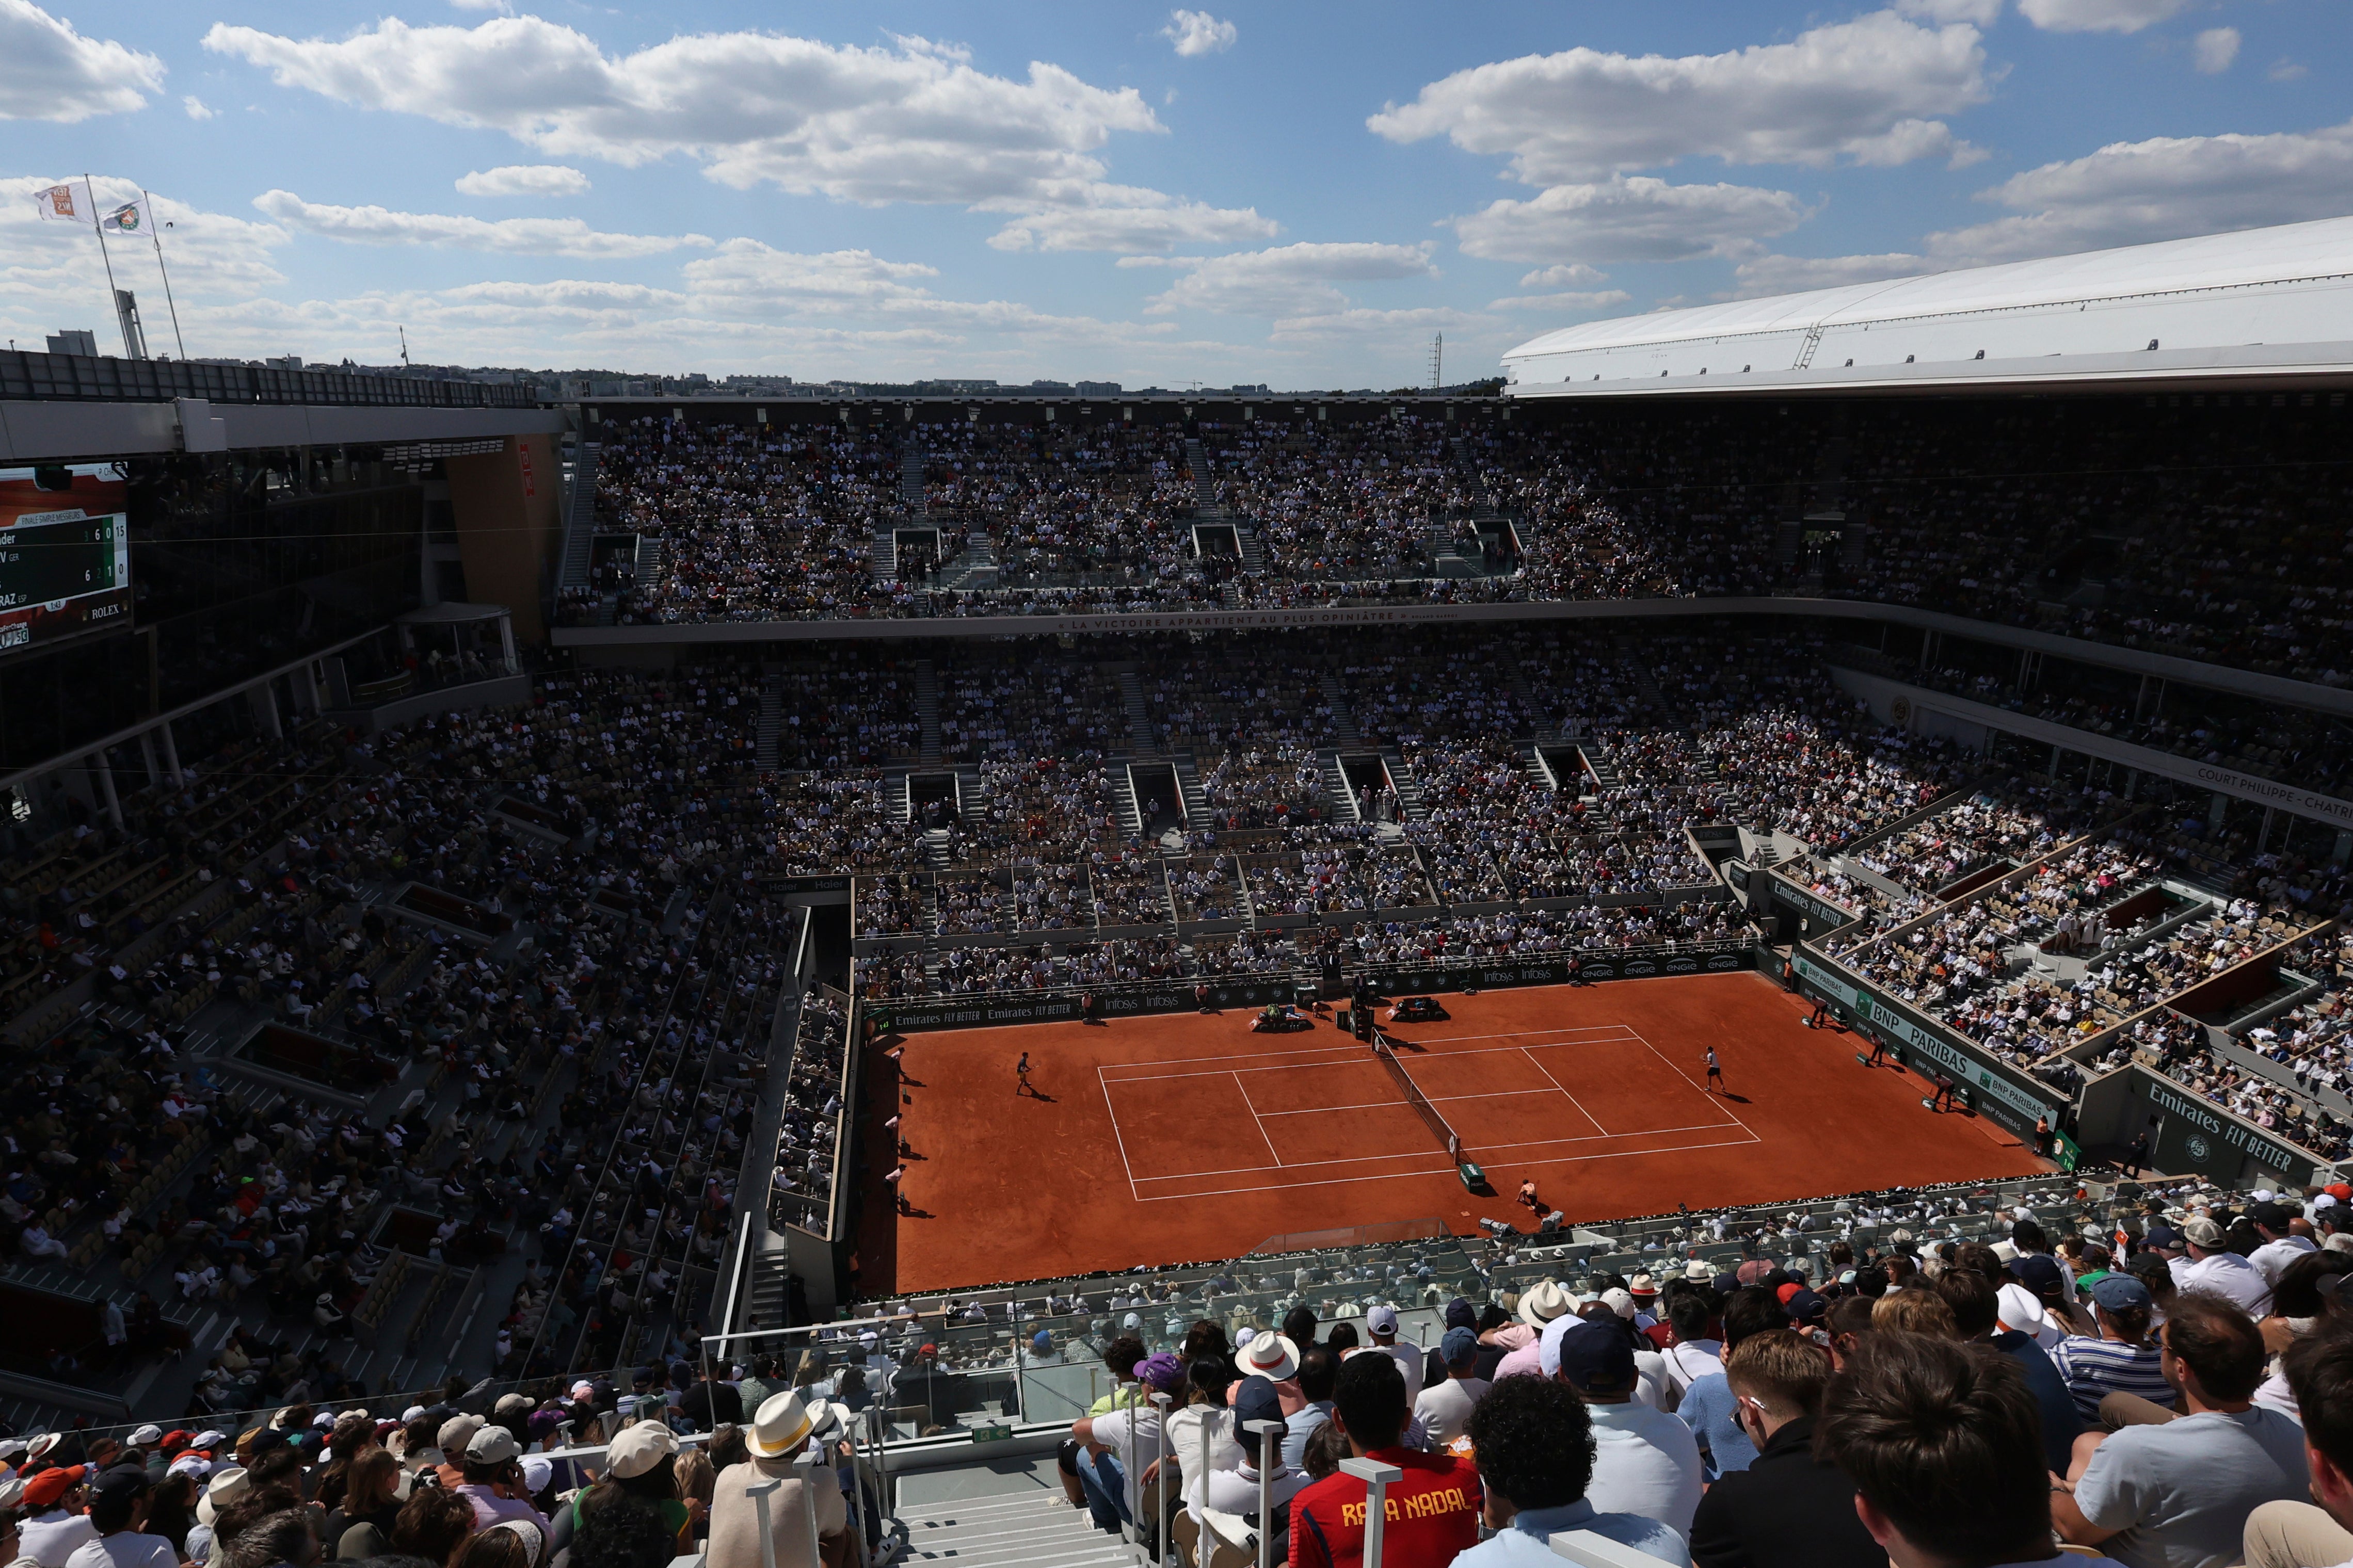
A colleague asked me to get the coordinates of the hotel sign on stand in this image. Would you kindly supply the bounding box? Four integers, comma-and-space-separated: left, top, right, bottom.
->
1791, 950, 2063, 1140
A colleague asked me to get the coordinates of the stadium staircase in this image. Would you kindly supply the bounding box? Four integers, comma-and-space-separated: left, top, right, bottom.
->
1111, 771, 1144, 838
935, 533, 996, 590
1184, 437, 1218, 513
1173, 756, 1211, 829
1319, 671, 1364, 746
556, 441, 602, 595
1115, 668, 1156, 754
1579, 745, 1624, 792
899, 1491, 1133, 1568
756, 666, 782, 772
872, 529, 897, 587
914, 661, 942, 765
1379, 745, 1429, 821
902, 437, 927, 514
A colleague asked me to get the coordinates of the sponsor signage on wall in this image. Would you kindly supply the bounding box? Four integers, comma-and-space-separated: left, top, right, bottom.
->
1791, 950, 2061, 1138
1765, 874, 1858, 936
873, 946, 1754, 1032
2136, 1069, 2315, 1182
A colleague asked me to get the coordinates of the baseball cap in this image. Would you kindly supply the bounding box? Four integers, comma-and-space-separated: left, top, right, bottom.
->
1599, 1288, 1637, 1321
521, 1457, 553, 1495
1444, 1298, 1478, 1331
2251, 1201, 2292, 1230
2090, 1274, 2153, 1314
2144, 1225, 2183, 1253
91, 1467, 149, 1501
2181, 1217, 2226, 1249
438, 1414, 485, 1456
1783, 1289, 1828, 1324
22, 1465, 87, 1509
126, 1426, 163, 1448
1367, 1304, 1399, 1334
1031, 1330, 1052, 1351
466, 1427, 522, 1466
1138, 1352, 1187, 1391
494, 1393, 533, 1419
1230, 1376, 1284, 1433
2011, 1255, 2067, 1299
1442, 1326, 1480, 1363
604, 1421, 676, 1480
1544, 1318, 1637, 1393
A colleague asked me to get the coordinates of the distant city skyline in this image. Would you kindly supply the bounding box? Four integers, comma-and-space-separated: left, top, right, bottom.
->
3, 1, 2348, 386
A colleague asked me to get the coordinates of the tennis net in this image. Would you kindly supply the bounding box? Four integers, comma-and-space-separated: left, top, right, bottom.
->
1373, 1036, 1464, 1163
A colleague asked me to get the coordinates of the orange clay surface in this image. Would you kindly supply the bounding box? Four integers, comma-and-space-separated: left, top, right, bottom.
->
853, 972, 2050, 1295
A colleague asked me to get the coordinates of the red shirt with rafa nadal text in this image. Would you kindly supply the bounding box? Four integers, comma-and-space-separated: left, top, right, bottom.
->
1288, 1445, 1482, 1568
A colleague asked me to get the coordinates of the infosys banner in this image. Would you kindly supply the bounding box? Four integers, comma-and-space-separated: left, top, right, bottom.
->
1791, 949, 2063, 1139
873, 946, 1754, 1033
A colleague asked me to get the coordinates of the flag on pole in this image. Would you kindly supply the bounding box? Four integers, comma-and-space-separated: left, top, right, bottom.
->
100, 198, 151, 236
34, 184, 78, 221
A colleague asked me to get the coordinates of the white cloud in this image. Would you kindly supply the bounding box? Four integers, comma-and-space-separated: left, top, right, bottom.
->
1128, 241, 1439, 317
1267, 304, 1490, 343
252, 190, 709, 258
2191, 27, 2240, 74
0, 0, 165, 122
456, 164, 591, 198
202, 18, 1161, 207
1931, 119, 2353, 261
2270, 59, 2308, 82
1368, 11, 1989, 182
1518, 263, 1609, 288
1485, 289, 1633, 311
183, 95, 215, 121
1727, 249, 1937, 296
2018, 0, 2186, 31
1450, 176, 1811, 264
981, 181, 1274, 253
1895, 0, 2003, 22
1161, 10, 1236, 58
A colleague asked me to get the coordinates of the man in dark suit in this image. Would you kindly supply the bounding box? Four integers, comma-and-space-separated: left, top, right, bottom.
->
1688, 1331, 1886, 1568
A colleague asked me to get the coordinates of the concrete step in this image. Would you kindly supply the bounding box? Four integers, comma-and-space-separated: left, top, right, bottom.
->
900, 1493, 1135, 1567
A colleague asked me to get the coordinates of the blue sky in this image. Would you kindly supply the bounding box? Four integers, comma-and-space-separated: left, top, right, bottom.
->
3, 0, 2349, 386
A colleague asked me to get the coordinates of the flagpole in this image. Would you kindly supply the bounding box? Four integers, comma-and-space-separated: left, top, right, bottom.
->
82, 173, 126, 355
142, 188, 186, 360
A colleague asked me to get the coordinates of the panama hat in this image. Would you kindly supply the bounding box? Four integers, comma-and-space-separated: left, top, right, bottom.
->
1517, 1279, 1574, 1327
195, 1467, 249, 1527
1238, 1332, 1300, 1381
746, 1391, 837, 1459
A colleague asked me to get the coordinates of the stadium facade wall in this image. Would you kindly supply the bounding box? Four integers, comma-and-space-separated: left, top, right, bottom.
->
1832, 666, 2353, 832
551, 596, 2353, 723
867, 944, 1755, 1033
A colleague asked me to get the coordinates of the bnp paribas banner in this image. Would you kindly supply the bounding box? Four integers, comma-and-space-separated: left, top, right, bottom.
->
1792, 949, 2063, 1139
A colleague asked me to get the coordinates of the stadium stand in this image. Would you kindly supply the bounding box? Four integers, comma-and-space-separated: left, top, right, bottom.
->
28, 233, 2353, 1562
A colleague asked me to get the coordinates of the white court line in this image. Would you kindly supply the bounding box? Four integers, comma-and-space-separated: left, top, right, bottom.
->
1257, 1087, 1569, 1117
1133, 1133, 1766, 1201
1128, 1118, 1752, 1185
1096, 1064, 1143, 1204
1619, 1023, 1760, 1143
1382, 1024, 1641, 1046
1101, 1034, 1647, 1086
1517, 1045, 1610, 1137
1242, 1072, 1285, 1168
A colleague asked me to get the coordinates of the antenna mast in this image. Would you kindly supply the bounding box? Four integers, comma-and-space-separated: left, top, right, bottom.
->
1428, 333, 1443, 392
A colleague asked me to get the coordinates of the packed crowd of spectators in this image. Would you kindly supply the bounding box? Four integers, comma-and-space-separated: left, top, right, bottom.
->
580, 398, 2353, 696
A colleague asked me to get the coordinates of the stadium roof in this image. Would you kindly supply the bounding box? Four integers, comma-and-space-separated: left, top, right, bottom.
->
1502, 215, 2353, 399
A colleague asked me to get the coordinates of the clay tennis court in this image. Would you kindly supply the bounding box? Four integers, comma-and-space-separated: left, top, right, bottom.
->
855, 972, 2050, 1295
